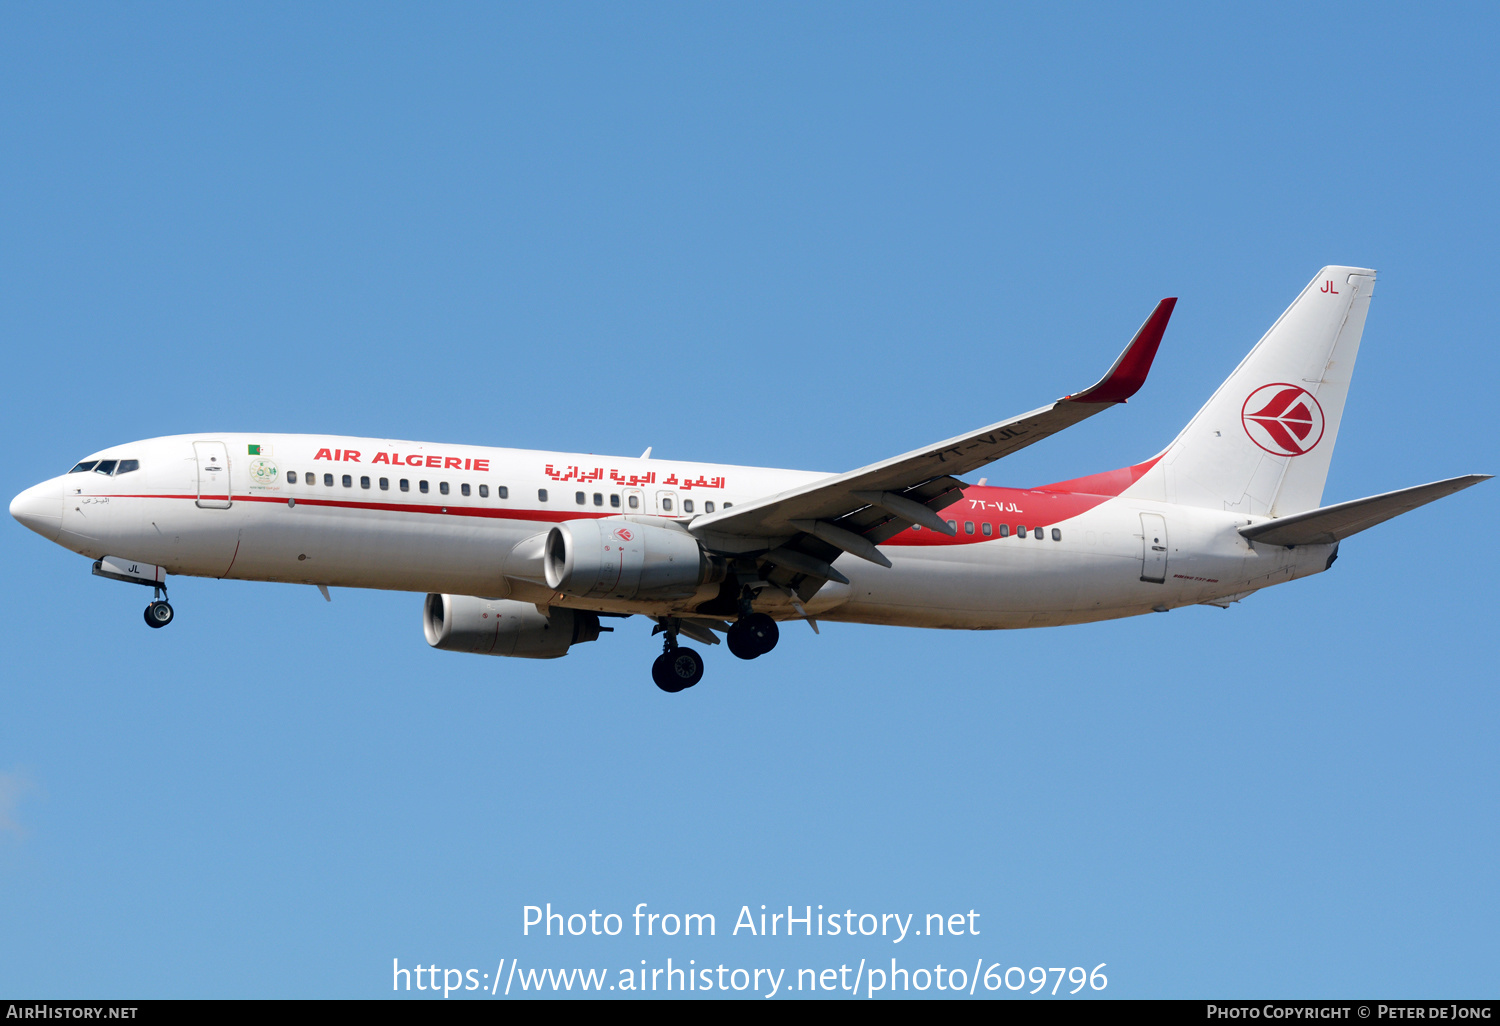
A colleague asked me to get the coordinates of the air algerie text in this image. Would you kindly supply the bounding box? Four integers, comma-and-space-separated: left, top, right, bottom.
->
313, 448, 490, 472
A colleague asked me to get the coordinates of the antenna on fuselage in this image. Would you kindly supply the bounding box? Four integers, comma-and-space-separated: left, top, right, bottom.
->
640, 447, 652, 459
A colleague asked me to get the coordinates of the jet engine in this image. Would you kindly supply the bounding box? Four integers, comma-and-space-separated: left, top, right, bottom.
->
423, 594, 601, 659
543, 519, 725, 601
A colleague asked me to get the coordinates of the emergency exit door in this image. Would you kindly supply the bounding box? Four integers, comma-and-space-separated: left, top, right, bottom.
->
1139, 513, 1167, 583
194, 441, 232, 509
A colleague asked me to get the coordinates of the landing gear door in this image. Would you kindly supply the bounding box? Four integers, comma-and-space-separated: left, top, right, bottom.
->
1140, 512, 1167, 583
194, 441, 233, 509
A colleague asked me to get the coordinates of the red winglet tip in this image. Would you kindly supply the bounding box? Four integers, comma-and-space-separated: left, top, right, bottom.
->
1067, 297, 1176, 404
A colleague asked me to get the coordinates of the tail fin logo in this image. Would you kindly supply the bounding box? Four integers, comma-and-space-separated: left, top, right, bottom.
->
1241, 383, 1326, 457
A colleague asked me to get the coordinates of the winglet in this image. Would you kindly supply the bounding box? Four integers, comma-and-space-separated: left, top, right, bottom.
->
1065, 297, 1177, 404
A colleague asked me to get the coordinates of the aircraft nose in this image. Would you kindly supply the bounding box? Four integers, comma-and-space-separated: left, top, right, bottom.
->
11, 477, 63, 542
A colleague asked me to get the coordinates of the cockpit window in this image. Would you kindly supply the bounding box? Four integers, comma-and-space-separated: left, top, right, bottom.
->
115, 459, 140, 475
94, 460, 118, 475
69, 461, 98, 474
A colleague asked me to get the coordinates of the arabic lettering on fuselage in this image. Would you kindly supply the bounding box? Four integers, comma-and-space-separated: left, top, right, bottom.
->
543, 465, 727, 490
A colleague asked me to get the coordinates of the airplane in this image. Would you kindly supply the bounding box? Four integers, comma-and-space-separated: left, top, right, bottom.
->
9, 266, 1489, 693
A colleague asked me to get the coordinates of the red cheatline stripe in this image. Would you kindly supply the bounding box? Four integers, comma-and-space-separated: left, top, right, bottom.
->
103, 489, 1111, 547
109, 493, 621, 523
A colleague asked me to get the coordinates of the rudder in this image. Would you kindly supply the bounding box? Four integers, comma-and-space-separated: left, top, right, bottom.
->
1126, 266, 1376, 516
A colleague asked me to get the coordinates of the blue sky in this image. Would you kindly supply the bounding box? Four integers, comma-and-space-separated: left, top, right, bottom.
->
2, 3, 1495, 999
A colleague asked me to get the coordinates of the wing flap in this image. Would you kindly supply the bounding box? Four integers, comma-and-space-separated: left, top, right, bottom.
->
1238, 475, 1490, 546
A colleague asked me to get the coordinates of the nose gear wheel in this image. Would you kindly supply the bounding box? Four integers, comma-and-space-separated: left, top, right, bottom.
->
144, 600, 175, 628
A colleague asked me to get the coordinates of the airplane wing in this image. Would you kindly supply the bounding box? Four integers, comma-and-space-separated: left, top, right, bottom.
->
1238, 475, 1491, 547
689, 298, 1177, 594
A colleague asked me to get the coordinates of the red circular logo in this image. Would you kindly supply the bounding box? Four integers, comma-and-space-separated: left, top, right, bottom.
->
1241, 383, 1325, 456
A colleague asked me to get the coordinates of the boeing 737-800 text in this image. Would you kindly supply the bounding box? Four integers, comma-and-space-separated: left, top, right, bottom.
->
10, 266, 1489, 691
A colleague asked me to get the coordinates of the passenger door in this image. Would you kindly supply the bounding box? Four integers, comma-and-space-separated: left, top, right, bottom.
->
1139, 512, 1167, 583
194, 441, 233, 509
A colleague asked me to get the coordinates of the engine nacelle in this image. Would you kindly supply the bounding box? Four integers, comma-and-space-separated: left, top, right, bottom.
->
543, 519, 724, 601
423, 594, 601, 659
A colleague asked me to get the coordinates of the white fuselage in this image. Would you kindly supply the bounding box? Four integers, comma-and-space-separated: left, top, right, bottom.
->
24, 432, 1333, 629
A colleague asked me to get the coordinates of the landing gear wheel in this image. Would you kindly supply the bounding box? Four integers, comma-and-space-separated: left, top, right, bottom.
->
144, 600, 174, 628
652, 647, 704, 692
727, 612, 779, 659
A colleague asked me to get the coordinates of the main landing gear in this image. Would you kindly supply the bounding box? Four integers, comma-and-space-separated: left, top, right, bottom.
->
727, 612, 779, 660
727, 583, 780, 660
648, 591, 784, 691
651, 621, 704, 694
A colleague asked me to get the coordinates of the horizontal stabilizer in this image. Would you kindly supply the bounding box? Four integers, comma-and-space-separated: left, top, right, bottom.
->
1238, 474, 1490, 546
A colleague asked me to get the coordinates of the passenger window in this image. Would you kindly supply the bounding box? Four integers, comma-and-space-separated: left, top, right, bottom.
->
575, 491, 586, 505
478, 484, 488, 498
440, 482, 449, 495
338, 474, 349, 487
69, 461, 98, 473
947, 520, 956, 532
610, 494, 620, 508
360, 476, 371, 489
964, 521, 975, 534
1016, 525, 1026, 537
982, 522, 993, 536
115, 460, 139, 475
912, 524, 921, 531
287, 471, 298, 484
538, 489, 548, 502
497, 486, 508, 499
400, 479, 410, 492
593, 492, 603, 506
419, 481, 429, 494
461, 483, 470, 497
324, 473, 334, 487
662, 497, 673, 512
1033, 527, 1043, 540
379, 478, 389, 491
999, 524, 1010, 538
683, 499, 694, 513
724, 502, 732, 508
95, 460, 117, 475
1052, 528, 1062, 541
704, 501, 714, 513
628, 495, 639, 509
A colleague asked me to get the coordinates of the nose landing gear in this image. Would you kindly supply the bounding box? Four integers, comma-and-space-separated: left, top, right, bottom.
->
144, 599, 175, 628
92, 558, 175, 629
143, 580, 174, 628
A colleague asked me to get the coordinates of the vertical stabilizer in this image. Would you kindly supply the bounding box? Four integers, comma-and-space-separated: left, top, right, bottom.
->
1126, 266, 1375, 516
